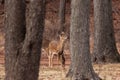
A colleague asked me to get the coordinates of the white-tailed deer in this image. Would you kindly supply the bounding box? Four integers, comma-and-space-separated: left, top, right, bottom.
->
47, 32, 67, 68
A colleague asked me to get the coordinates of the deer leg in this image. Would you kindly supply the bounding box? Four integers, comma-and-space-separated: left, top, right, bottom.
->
48, 55, 51, 67
59, 55, 64, 69
61, 54, 65, 69
58, 52, 63, 67
57, 53, 60, 66
48, 51, 52, 68
50, 56, 52, 68
58, 50, 65, 69
51, 53, 54, 68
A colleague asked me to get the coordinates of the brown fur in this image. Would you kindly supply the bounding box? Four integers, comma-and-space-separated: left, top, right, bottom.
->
47, 32, 67, 68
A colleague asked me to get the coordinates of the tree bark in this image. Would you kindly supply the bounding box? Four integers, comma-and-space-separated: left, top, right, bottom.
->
0, 0, 4, 4
59, 0, 66, 32
66, 0, 101, 80
5, 0, 26, 79
92, 0, 120, 63
5, 0, 45, 80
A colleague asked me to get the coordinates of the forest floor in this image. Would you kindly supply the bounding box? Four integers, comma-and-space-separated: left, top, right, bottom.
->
0, 49, 120, 80
0, 63, 120, 80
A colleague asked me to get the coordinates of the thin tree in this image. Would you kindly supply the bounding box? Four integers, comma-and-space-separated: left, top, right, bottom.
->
59, 0, 66, 32
5, 0, 45, 80
66, 0, 101, 79
92, 0, 120, 63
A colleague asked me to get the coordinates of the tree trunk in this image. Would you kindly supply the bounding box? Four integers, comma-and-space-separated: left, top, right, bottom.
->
59, 0, 66, 32
66, 62, 73, 78
0, 0, 4, 4
66, 0, 101, 80
92, 0, 120, 63
5, 0, 26, 79
5, 0, 45, 80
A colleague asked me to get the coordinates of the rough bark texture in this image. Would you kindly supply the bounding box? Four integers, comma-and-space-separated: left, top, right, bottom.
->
66, 0, 101, 80
66, 62, 73, 78
5, 0, 26, 80
5, 0, 45, 80
59, 0, 66, 32
92, 0, 120, 63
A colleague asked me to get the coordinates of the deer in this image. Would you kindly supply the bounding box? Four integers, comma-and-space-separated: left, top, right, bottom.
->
47, 32, 67, 69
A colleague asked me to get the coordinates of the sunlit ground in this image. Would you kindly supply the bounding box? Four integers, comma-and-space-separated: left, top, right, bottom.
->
0, 64, 120, 80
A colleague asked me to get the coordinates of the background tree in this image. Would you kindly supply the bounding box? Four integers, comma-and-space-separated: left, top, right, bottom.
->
66, 0, 100, 79
92, 0, 120, 63
5, 0, 45, 80
0, 0, 4, 4
59, 0, 66, 32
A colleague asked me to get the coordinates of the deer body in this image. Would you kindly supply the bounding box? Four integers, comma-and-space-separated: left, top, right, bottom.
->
48, 32, 67, 68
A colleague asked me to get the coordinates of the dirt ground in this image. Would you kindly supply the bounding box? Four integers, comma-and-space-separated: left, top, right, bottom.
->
0, 54, 120, 80
0, 63, 120, 80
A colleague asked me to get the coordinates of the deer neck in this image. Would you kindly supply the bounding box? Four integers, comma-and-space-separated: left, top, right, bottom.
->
59, 40, 65, 49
